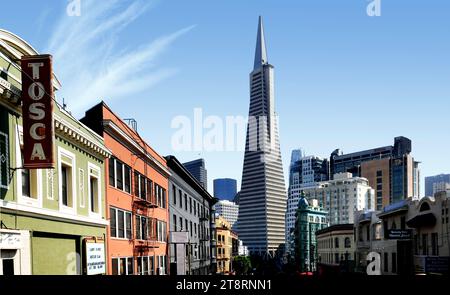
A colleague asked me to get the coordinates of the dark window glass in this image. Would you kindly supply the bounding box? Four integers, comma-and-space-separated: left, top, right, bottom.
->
109, 158, 115, 186
126, 213, 132, 239
136, 216, 141, 240
118, 210, 125, 238
401, 216, 406, 230
172, 185, 176, 205
112, 258, 118, 275
124, 165, 131, 193
127, 258, 133, 275
90, 177, 96, 213
22, 169, 31, 197
173, 214, 177, 231
140, 177, 146, 200
179, 190, 182, 207
147, 180, 153, 203
2, 259, 14, 275
110, 208, 117, 237
179, 217, 183, 231
61, 166, 69, 206
422, 234, 428, 255
142, 217, 148, 240
116, 162, 123, 190
376, 171, 382, 177
134, 172, 140, 197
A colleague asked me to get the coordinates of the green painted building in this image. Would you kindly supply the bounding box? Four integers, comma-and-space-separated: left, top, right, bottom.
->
0, 29, 111, 275
294, 194, 328, 273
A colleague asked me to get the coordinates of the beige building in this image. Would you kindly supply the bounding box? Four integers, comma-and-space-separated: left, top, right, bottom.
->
316, 224, 355, 273
303, 173, 375, 225
355, 191, 450, 275
361, 158, 391, 210
215, 215, 237, 274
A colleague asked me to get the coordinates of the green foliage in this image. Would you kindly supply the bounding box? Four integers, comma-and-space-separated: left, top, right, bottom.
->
233, 256, 252, 275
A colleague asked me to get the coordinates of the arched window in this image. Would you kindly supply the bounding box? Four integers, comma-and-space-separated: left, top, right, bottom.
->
335, 237, 339, 248
420, 202, 430, 212
344, 237, 351, 248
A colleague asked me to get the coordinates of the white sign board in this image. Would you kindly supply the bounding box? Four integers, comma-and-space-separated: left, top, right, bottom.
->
170, 231, 189, 244
86, 243, 106, 275
0, 232, 22, 249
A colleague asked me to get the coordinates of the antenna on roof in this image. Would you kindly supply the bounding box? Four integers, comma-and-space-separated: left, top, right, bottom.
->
124, 118, 138, 132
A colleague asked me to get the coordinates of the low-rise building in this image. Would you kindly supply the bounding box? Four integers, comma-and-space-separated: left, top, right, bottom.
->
355, 191, 450, 275
165, 155, 216, 275
316, 224, 355, 274
216, 215, 237, 274
214, 200, 238, 229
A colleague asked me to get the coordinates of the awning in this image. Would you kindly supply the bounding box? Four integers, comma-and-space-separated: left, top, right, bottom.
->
406, 213, 436, 228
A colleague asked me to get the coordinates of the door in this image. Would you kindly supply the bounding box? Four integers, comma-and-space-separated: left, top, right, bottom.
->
0, 249, 19, 275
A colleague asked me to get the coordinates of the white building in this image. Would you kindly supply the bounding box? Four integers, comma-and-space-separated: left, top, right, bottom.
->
303, 173, 375, 225
215, 200, 239, 229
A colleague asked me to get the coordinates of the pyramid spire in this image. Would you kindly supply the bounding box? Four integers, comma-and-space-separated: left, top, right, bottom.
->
254, 16, 268, 70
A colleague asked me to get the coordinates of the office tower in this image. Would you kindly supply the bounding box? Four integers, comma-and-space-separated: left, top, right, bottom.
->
215, 200, 239, 229
302, 173, 375, 225
425, 174, 450, 197
285, 151, 329, 254
213, 178, 237, 201
330, 136, 420, 209
238, 16, 286, 256
183, 158, 208, 190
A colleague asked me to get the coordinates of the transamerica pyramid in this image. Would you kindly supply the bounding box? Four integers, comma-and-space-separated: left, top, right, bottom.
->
237, 16, 287, 257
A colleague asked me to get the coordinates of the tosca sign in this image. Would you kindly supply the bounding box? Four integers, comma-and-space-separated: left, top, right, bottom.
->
21, 55, 55, 169
387, 229, 412, 240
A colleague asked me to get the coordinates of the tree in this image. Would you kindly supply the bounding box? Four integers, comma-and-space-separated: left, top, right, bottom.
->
233, 256, 252, 275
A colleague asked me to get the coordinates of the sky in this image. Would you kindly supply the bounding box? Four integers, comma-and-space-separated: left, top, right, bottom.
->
1, 0, 449, 196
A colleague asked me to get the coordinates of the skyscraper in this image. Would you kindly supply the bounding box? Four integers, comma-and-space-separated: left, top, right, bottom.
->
285, 152, 329, 254
425, 174, 450, 197
237, 16, 286, 256
183, 158, 208, 190
213, 178, 237, 201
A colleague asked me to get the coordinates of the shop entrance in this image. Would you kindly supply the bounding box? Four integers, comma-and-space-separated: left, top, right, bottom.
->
0, 249, 18, 275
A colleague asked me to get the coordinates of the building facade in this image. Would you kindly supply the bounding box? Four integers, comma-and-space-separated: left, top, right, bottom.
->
182, 159, 207, 190
0, 29, 110, 275
425, 174, 450, 197
286, 151, 329, 254
215, 200, 238, 229
165, 155, 216, 275
331, 136, 420, 209
216, 215, 238, 274
316, 224, 355, 274
355, 191, 450, 275
302, 173, 375, 226
213, 178, 237, 201
238, 16, 286, 256
81, 102, 170, 275
294, 196, 328, 273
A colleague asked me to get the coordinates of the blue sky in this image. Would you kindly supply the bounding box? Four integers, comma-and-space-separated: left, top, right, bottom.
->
2, 0, 449, 195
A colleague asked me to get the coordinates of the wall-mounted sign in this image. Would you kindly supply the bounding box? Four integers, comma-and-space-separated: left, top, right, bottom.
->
85, 242, 106, 275
170, 231, 189, 244
425, 256, 450, 274
21, 55, 55, 169
0, 231, 22, 249
387, 229, 412, 240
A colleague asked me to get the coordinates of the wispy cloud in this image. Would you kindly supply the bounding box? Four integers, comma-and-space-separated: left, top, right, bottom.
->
45, 0, 194, 114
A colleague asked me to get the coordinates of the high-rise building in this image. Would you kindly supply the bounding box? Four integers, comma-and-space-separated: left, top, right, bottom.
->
213, 178, 237, 201
238, 16, 286, 256
215, 200, 239, 229
285, 152, 329, 254
183, 159, 208, 190
302, 173, 375, 225
294, 196, 328, 273
425, 174, 450, 197
330, 136, 420, 210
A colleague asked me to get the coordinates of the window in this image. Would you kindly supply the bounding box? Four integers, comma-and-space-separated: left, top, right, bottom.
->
137, 256, 155, 275
111, 257, 133, 275
431, 233, 438, 256
61, 165, 71, 207
335, 253, 339, 264
89, 171, 99, 214
184, 194, 188, 210
110, 208, 132, 239
401, 216, 406, 230
173, 214, 177, 231
179, 189, 182, 207
366, 225, 370, 241
157, 256, 167, 275
334, 237, 339, 248
157, 220, 167, 242
190, 198, 192, 214
110, 158, 130, 193
344, 237, 351, 248
376, 171, 382, 177
136, 215, 148, 240
79, 169, 85, 207
185, 219, 188, 233
140, 175, 146, 200
0, 131, 8, 189
147, 179, 153, 203
179, 217, 183, 231
116, 161, 123, 190
190, 221, 193, 237
420, 202, 430, 212
392, 253, 397, 273
384, 253, 388, 272
172, 185, 176, 205
134, 171, 140, 197
422, 234, 428, 255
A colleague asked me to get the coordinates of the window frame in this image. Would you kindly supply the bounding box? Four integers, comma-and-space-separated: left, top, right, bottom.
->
58, 147, 76, 214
